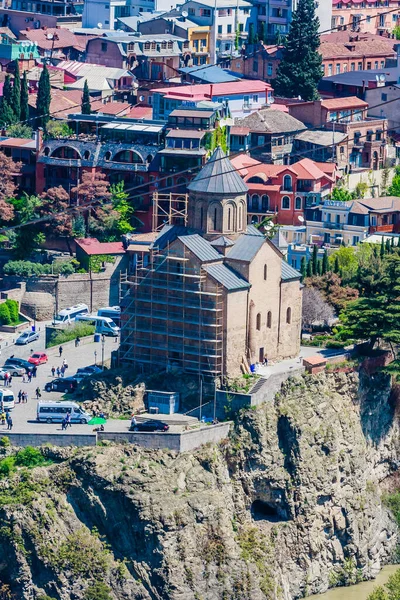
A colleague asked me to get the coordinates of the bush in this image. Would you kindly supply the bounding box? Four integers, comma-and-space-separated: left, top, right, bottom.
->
0, 303, 11, 325
48, 322, 95, 347
3, 260, 77, 278
5, 299, 19, 323
84, 582, 112, 600
45, 120, 73, 139
325, 340, 347, 349
0, 457, 16, 477
0, 437, 10, 448
15, 447, 46, 468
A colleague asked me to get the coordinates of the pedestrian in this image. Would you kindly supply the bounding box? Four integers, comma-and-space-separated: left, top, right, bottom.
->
35, 387, 41, 400
61, 417, 67, 431
76, 336, 80, 347
75, 337, 79, 348
22, 391, 27, 403
4, 372, 8, 387
8, 375, 12, 386
51, 366, 55, 377
130, 414, 137, 429
7, 415, 12, 430
56, 367, 60, 377
65, 411, 71, 428
0, 412, 5, 425
32, 366, 37, 378
60, 365, 65, 378
22, 372, 27, 383
28, 371, 32, 383
17, 390, 22, 403
62, 358, 68, 369
59, 346, 63, 357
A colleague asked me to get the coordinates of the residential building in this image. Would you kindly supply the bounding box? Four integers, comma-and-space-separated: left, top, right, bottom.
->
319, 69, 391, 99
319, 31, 397, 77
0, 136, 37, 194
138, 14, 212, 66
293, 130, 349, 171
19, 26, 90, 62
151, 79, 273, 119
304, 196, 400, 247
288, 97, 388, 170
82, 0, 154, 29
229, 42, 283, 83
0, 33, 40, 69
331, 0, 400, 36
85, 33, 190, 79
257, 0, 331, 44
366, 84, 400, 130
57, 60, 137, 99
177, 0, 257, 63
119, 147, 302, 377
287, 243, 325, 270
8, 0, 83, 19
232, 108, 306, 164
231, 154, 337, 226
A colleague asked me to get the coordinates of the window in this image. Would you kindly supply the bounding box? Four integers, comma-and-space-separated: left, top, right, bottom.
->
366, 130, 373, 141
218, 25, 222, 33
367, 62, 371, 70
264, 264, 267, 280
253, 60, 258, 72
375, 61, 379, 69
336, 63, 341, 74
282, 196, 290, 209
340, 145, 345, 154
351, 62, 355, 71
381, 61, 385, 68
227, 206, 232, 230
101, 42, 107, 52
253, 94, 258, 103
295, 197, 302, 210
376, 129, 382, 141
227, 24, 232, 33
358, 62, 362, 70
353, 235, 360, 245
382, 93, 387, 101
213, 207, 218, 230
255, 312, 262, 331
326, 213, 331, 222
283, 175, 292, 191
201, 8, 211, 16
286, 307, 291, 324
328, 63, 333, 76
343, 64, 348, 72
251, 194, 259, 210
239, 23, 244, 31
261, 195, 269, 210
267, 311, 272, 328
336, 214, 340, 223
367, 15, 371, 22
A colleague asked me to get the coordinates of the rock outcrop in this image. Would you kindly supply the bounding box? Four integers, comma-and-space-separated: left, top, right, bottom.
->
0, 370, 399, 599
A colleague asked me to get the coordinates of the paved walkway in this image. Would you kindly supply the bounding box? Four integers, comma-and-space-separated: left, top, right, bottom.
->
254, 345, 348, 378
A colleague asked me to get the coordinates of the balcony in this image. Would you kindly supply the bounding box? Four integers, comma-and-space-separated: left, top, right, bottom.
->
369, 224, 400, 233
324, 222, 344, 229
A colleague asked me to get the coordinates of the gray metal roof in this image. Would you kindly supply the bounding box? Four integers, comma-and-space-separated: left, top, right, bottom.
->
295, 129, 347, 146
153, 224, 188, 250
281, 262, 302, 281
178, 234, 221, 262
210, 236, 235, 247
246, 224, 264, 237
179, 65, 239, 84
204, 263, 250, 291
187, 147, 248, 195
226, 233, 265, 262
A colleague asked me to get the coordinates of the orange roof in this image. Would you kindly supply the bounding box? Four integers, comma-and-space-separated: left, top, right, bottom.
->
90, 101, 132, 115
127, 104, 153, 119
75, 238, 125, 256
303, 355, 327, 366
291, 158, 333, 181
321, 96, 368, 110
269, 103, 289, 113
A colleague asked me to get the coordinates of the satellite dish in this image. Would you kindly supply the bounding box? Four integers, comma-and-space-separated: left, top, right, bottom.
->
139, 95, 145, 101
298, 215, 305, 223
380, 74, 385, 82
46, 33, 54, 40
181, 9, 188, 17
97, 22, 103, 28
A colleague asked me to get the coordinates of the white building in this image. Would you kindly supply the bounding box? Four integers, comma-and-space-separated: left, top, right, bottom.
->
257, 0, 332, 43
82, 0, 154, 29
178, 0, 257, 62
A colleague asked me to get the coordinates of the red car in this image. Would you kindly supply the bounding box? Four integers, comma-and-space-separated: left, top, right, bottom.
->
28, 352, 48, 366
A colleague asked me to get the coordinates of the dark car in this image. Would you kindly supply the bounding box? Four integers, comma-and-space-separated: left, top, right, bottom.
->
5, 358, 32, 372
129, 419, 169, 432
44, 377, 79, 393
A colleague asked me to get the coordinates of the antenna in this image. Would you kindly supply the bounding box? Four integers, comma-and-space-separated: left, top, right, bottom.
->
298, 215, 305, 223
181, 9, 188, 17
97, 22, 103, 28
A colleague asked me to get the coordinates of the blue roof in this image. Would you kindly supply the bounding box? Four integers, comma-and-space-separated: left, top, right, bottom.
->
227, 233, 265, 262
281, 262, 302, 281
178, 234, 221, 263
204, 263, 250, 291
179, 65, 240, 83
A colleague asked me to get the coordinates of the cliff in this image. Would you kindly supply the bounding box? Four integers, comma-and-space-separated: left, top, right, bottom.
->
0, 370, 399, 600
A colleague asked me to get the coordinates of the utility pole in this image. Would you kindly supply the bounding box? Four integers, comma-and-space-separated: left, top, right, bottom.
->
101, 334, 105, 370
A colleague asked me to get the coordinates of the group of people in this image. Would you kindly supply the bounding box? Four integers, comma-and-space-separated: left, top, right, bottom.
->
22, 368, 36, 383
3, 372, 12, 386
61, 411, 71, 430
17, 390, 29, 403
51, 359, 68, 378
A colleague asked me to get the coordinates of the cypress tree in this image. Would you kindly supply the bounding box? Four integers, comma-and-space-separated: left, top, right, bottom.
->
12, 60, 21, 120
322, 249, 328, 274
81, 79, 91, 115
391, 236, 395, 250
20, 70, 29, 123
274, 0, 322, 100
380, 237, 385, 258
317, 259, 322, 276
259, 21, 267, 44
300, 256, 307, 280
306, 259, 313, 278
334, 254, 340, 274
0, 75, 15, 126
248, 23, 255, 45
36, 64, 51, 129
312, 244, 318, 275
3, 75, 12, 106
386, 238, 391, 254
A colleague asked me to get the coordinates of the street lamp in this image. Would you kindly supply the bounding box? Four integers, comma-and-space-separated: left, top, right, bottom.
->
94, 350, 97, 366
101, 334, 105, 370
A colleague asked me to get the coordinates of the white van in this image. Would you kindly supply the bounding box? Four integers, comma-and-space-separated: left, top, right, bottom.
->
97, 306, 121, 326
37, 401, 91, 424
76, 315, 120, 337
0, 389, 14, 411
53, 303, 89, 326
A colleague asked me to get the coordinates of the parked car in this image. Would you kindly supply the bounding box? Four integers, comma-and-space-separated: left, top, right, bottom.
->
44, 377, 79, 393
4, 358, 32, 372
76, 366, 102, 377
0, 364, 24, 377
28, 352, 48, 366
129, 419, 170, 432
15, 330, 39, 345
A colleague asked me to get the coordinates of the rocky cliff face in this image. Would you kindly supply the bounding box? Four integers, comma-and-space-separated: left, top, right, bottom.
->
0, 370, 399, 600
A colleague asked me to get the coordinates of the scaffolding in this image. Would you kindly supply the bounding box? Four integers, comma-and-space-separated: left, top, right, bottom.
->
119, 242, 224, 377
152, 192, 189, 232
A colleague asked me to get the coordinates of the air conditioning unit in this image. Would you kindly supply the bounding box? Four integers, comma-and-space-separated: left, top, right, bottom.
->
34, 20, 41, 29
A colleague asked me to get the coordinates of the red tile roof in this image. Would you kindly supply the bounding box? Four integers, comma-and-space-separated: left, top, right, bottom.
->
127, 104, 153, 119
320, 39, 396, 60
28, 88, 84, 119
321, 96, 368, 110
75, 238, 125, 255
20, 28, 94, 52
90, 101, 132, 115
230, 126, 250, 135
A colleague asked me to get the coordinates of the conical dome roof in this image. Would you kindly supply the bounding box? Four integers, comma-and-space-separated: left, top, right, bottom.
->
188, 147, 248, 195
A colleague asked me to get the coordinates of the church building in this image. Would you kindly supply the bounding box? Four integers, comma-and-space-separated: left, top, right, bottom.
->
119, 147, 303, 378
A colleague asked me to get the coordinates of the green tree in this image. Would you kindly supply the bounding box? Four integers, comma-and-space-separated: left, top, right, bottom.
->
300, 256, 307, 280
0, 303, 11, 325
20, 70, 29, 123
306, 259, 313, 277
6, 123, 32, 138
316, 259, 322, 275
329, 246, 358, 281
12, 60, 21, 120
380, 236, 385, 258
259, 21, 266, 43
387, 166, 400, 196
367, 567, 400, 600
110, 181, 134, 234
274, 0, 322, 100
83, 582, 112, 600
322, 250, 328, 274
312, 244, 318, 275
5, 299, 19, 323
81, 79, 91, 115
0, 75, 15, 126
248, 22, 255, 44
330, 186, 355, 202
36, 64, 51, 129
3, 75, 12, 107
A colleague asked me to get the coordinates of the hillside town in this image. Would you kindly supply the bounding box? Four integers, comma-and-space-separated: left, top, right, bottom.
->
0, 0, 400, 597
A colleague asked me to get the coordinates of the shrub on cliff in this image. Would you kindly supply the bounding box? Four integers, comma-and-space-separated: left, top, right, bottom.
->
367, 568, 400, 599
